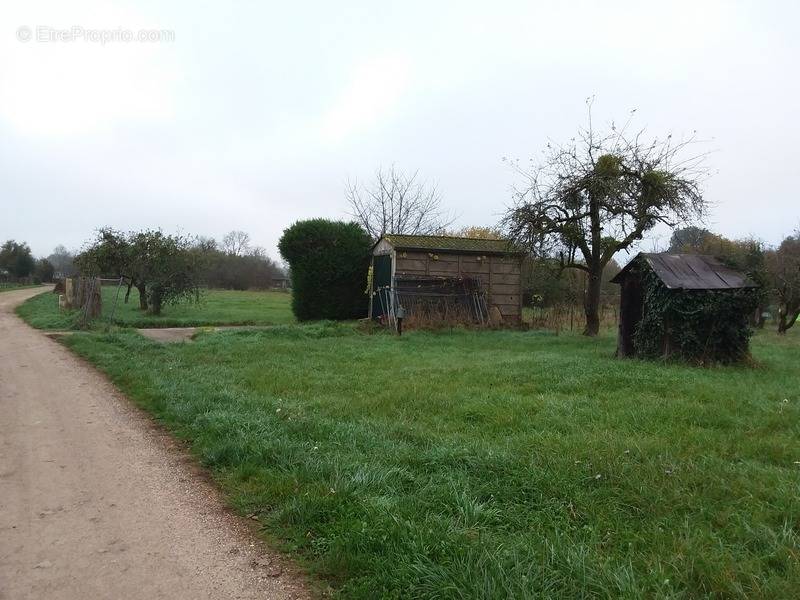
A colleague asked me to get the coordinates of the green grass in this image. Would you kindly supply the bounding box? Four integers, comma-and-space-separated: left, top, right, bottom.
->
16, 286, 294, 329
60, 325, 800, 598
0, 282, 41, 292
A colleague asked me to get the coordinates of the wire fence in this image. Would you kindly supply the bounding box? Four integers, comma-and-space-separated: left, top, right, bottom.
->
523, 301, 619, 332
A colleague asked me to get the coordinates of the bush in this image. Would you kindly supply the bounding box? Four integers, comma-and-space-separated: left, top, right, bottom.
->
279, 219, 371, 321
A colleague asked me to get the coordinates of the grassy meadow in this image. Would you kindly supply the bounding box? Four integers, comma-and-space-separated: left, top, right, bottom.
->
57, 322, 800, 598
16, 285, 294, 329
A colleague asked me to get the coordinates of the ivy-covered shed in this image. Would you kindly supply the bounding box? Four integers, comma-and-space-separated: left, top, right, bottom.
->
611, 253, 760, 363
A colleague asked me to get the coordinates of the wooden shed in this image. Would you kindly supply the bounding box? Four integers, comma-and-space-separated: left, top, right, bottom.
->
369, 234, 523, 326
611, 253, 759, 362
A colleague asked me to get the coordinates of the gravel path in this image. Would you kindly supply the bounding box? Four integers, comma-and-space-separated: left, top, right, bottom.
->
0, 287, 310, 600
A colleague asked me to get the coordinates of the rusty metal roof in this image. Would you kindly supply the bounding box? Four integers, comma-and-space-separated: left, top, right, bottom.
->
377, 234, 521, 255
611, 253, 757, 290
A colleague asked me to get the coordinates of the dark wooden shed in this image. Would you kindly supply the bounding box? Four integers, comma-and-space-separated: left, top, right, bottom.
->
370, 234, 523, 326
611, 253, 759, 361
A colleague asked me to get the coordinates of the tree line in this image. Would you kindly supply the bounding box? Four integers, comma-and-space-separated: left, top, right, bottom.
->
666, 225, 799, 334
0, 241, 76, 283
1, 229, 286, 315
73, 228, 286, 314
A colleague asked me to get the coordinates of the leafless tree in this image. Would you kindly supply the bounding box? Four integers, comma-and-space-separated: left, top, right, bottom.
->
766, 229, 800, 334
346, 165, 453, 239
222, 230, 251, 256
503, 100, 710, 336
47, 244, 77, 277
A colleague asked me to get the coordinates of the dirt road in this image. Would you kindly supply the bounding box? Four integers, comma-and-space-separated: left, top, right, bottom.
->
0, 288, 309, 600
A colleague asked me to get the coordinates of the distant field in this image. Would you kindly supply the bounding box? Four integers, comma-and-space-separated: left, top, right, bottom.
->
16, 286, 294, 329
62, 324, 800, 598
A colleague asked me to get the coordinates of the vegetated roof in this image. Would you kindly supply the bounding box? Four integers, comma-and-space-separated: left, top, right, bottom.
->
611, 252, 757, 290
378, 234, 521, 255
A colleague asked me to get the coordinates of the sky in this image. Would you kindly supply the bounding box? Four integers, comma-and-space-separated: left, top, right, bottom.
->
2, 0, 799, 263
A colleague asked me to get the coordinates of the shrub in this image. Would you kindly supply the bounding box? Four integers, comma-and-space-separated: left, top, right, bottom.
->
279, 219, 371, 321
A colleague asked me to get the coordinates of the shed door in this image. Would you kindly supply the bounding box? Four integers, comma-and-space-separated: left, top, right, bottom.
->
371, 254, 393, 318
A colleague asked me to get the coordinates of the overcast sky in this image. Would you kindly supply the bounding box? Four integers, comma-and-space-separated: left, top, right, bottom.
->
2, 0, 798, 261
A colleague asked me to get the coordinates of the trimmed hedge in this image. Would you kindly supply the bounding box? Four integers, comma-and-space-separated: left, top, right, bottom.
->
278, 219, 372, 321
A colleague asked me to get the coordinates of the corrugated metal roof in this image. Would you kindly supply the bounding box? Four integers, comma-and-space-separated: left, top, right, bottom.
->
611, 253, 757, 290
378, 234, 521, 254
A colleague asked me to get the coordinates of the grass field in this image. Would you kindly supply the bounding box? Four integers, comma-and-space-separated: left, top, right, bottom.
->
0, 282, 42, 293
59, 324, 800, 598
16, 286, 294, 329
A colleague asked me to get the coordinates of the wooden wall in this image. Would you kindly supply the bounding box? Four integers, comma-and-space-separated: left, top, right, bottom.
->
393, 250, 522, 323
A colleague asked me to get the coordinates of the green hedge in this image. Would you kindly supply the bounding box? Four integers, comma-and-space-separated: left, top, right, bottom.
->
634, 266, 761, 364
278, 219, 371, 321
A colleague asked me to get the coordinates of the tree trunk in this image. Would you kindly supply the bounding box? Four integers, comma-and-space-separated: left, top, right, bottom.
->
149, 288, 162, 315
778, 304, 799, 334
753, 306, 765, 329
137, 284, 148, 311
583, 185, 602, 337
583, 273, 600, 337
583, 269, 602, 336
124, 281, 133, 304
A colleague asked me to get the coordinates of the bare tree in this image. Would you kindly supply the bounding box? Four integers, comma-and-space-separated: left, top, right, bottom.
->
222, 230, 251, 256
47, 244, 77, 277
346, 165, 453, 239
767, 229, 800, 334
503, 101, 709, 336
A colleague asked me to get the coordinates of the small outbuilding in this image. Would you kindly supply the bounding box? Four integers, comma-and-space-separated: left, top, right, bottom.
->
611, 253, 760, 363
370, 234, 523, 327
270, 275, 291, 290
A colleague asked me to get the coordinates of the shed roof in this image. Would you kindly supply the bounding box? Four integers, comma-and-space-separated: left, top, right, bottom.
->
376, 234, 521, 255
611, 253, 757, 290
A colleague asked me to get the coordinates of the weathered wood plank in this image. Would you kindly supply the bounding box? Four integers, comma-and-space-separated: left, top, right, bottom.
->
488, 283, 519, 295
491, 299, 520, 307
490, 261, 521, 275
427, 261, 461, 275
396, 251, 428, 262
488, 273, 520, 285
395, 258, 428, 273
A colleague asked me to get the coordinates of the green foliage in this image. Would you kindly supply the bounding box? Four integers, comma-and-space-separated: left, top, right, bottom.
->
63, 326, 800, 598
278, 219, 371, 321
129, 230, 204, 314
74, 228, 131, 277
767, 230, 800, 333
634, 263, 760, 364
666, 228, 769, 327
76, 228, 205, 315
34, 258, 55, 283
668, 226, 713, 253
0, 240, 35, 278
